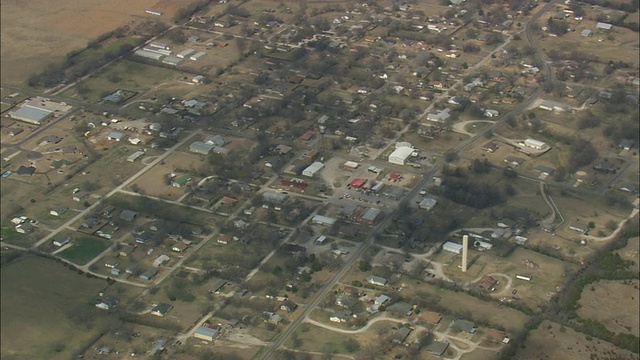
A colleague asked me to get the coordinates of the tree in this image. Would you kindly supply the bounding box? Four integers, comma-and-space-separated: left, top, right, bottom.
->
343, 338, 361, 353
568, 139, 598, 172
167, 29, 187, 44
358, 260, 371, 272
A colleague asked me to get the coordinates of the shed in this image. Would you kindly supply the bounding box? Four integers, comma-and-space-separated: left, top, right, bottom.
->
581, 29, 593, 37
443, 241, 463, 254
153, 254, 170, 267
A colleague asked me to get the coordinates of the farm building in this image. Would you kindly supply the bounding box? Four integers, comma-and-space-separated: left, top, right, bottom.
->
538, 99, 571, 112
516, 274, 532, 281
134, 49, 164, 60
523, 138, 546, 150
149, 41, 170, 50
9, 105, 53, 125
143, 46, 171, 56
194, 326, 219, 341
443, 241, 463, 254
302, 162, 324, 177
190, 141, 215, 155
368, 276, 388, 287
145, 9, 162, 16
151, 303, 173, 317
596, 22, 612, 30
388, 146, 414, 165
176, 49, 195, 59
162, 56, 183, 66
127, 151, 145, 162
190, 52, 206, 61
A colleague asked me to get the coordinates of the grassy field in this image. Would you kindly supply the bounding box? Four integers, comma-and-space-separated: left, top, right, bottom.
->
517, 320, 639, 360
577, 279, 640, 336
58, 236, 111, 265
1, 255, 113, 359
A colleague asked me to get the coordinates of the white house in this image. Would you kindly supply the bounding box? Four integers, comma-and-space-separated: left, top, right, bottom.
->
426, 108, 451, 123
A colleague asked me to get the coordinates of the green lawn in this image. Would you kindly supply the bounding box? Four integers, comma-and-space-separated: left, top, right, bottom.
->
58, 236, 110, 265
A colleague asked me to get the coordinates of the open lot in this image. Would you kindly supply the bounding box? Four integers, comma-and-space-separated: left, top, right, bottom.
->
0, 0, 163, 85
1, 255, 114, 359
578, 279, 640, 336
58, 235, 111, 265
517, 320, 639, 360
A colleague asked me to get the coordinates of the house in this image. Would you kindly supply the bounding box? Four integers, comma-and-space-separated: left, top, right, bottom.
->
426, 340, 450, 356
280, 301, 298, 312
72, 192, 88, 202
419, 311, 442, 325
95, 296, 118, 311
135, 231, 152, 244
119, 246, 134, 257
485, 329, 510, 344
419, 197, 437, 211
497, 218, 516, 228
151, 303, 173, 317
172, 242, 189, 252
450, 320, 477, 333
297, 266, 312, 275
119, 209, 138, 222
107, 131, 126, 141
368, 276, 388, 287
593, 161, 615, 173
302, 162, 324, 177
484, 109, 499, 118
81, 217, 99, 229
443, 241, 463, 254
330, 310, 353, 323
139, 267, 159, 280
388, 146, 414, 165
263, 191, 289, 204
426, 108, 451, 123
392, 327, 412, 345
569, 222, 589, 234
618, 183, 638, 193
172, 174, 192, 188
335, 293, 358, 308
153, 254, 170, 267
194, 326, 219, 341
482, 142, 499, 153
267, 313, 283, 325
209, 279, 228, 294
387, 302, 414, 316
52, 236, 71, 247
217, 234, 233, 245
534, 165, 555, 176
281, 244, 306, 255
50, 206, 68, 217
101, 205, 117, 218
15, 223, 34, 234
504, 156, 525, 167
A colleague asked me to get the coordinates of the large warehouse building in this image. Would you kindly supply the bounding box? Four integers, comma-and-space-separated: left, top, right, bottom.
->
9, 105, 53, 125
388, 146, 414, 165
302, 162, 324, 177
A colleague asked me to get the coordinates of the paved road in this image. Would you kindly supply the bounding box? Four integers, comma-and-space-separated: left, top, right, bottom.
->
31, 129, 201, 250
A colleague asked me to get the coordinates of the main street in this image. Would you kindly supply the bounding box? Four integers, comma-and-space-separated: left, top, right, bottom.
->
258, 1, 559, 358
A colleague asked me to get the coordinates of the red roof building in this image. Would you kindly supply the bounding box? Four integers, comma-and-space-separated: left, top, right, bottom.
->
350, 178, 366, 188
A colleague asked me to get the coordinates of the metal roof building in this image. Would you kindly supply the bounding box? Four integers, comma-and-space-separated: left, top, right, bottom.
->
135, 49, 164, 60
190, 141, 215, 155
443, 241, 464, 254
190, 52, 206, 61
162, 56, 183, 66
194, 326, 219, 341
9, 105, 53, 125
302, 161, 324, 177
312, 214, 336, 226
388, 146, 414, 165
176, 49, 195, 59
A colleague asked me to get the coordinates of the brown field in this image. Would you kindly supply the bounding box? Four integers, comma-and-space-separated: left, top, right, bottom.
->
129, 151, 205, 200
616, 237, 640, 272
1, 255, 114, 359
517, 320, 639, 360
0, 0, 165, 85
578, 279, 640, 336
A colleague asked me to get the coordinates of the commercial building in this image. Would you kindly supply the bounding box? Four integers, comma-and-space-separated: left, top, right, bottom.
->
9, 105, 53, 125
302, 162, 324, 177
388, 146, 414, 165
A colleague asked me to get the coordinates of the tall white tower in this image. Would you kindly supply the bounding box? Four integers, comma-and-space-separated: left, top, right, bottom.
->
461, 235, 469, 272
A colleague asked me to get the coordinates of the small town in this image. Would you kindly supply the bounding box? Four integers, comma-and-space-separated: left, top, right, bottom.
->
0, 0, 638, 360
